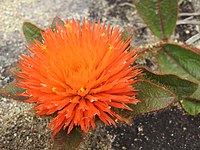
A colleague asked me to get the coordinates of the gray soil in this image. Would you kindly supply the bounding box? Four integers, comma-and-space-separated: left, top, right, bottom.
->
0, 0, 200, 150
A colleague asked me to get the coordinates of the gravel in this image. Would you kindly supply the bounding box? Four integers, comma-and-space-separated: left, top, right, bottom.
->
0, 97, 51, 150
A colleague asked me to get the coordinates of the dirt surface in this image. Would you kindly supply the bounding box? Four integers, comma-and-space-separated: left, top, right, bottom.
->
110, 106, 200, 150
175, 0, 199, 42
0, 0, 200, 150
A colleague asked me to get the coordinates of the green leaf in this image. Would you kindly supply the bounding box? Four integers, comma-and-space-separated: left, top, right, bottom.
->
129, 80, 176, 115
161, 44, 200, 80
142, 67, 198, 100
158, 43, 200, 100
158, 43, 200, 115
22, 22, 44, 43
51, 16, 65, 31
135, 0, 178, 40
0, 83, 27, 100
52, 128, 84, 150
181, 98, 200, 115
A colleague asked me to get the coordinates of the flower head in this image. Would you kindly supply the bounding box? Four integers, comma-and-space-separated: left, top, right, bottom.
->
17, 19, 140, 135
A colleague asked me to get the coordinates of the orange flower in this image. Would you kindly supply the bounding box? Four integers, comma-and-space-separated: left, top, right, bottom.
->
16, 19, 141, 136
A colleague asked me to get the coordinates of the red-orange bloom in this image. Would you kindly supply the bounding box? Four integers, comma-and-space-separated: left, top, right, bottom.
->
16, 19, 141, 135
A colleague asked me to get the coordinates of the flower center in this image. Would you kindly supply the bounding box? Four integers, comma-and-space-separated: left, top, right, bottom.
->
77, 86, 89, 97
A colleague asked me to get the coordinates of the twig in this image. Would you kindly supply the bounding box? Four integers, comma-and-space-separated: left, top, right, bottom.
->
185, 32, 200, 45
179, 12, 200, 17
177, 20, 200, 25
182, 16, 194, 21
118, 2, 135, 7
178, 0, 184, 5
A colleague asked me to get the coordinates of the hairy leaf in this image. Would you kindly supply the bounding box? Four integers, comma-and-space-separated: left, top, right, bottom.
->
129, 80, 176, 115
181, 98, 200, 115
142, 67, 198, 100
52, 128, 84, 150
0, 83, 27, 100
135, 0, 178, 40
158, 43, 200, 115
23, 22, 44, 43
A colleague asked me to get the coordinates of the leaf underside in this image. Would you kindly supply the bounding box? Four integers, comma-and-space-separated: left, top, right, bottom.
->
51, 16, 65, 31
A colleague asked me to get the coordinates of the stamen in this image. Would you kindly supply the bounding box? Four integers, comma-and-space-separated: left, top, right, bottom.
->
52, 87, 57, 92
79, 86, 85, 92
65, 23, 71, 30
40, 83, 47, 87
41, 45, 47, 51
101, 33, 105, 36
109, 44, 113, 52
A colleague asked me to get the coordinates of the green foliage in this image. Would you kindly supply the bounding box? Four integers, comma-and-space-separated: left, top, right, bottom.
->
0, 0, 200, 148
123, 68, 198, 116
158, 43, 200, 115
142, 67, 198, 100
22, 22, 44, 43
181, 98, 200, 115
0, 83, 27, 100
133, 0, 200, 116
135, 0, 178, 40
52, 128, 84, 150
130, 80, 176, 115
